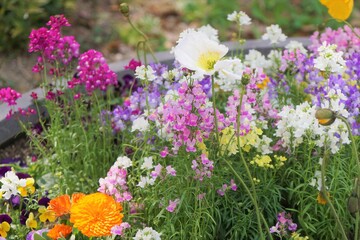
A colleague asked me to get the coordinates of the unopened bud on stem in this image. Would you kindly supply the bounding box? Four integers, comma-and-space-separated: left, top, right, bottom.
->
315, 108, 336, 126
120, 3, 130, 18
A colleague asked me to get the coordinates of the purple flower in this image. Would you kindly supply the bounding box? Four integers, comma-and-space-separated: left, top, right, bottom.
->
166, 198, 180, 213
26, 229, 49, 240
111, 222, 131, 236
0, 214, 12, 224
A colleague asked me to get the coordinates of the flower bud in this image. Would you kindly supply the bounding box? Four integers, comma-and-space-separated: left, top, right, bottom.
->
119, 3, 130, 18
241, 74, 251, 86
315, 108, 336, 126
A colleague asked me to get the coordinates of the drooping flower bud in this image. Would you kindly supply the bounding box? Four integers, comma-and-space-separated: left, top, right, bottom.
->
315, 108, 336, 126
241, 74, 251, 86
119, 3, 130, 18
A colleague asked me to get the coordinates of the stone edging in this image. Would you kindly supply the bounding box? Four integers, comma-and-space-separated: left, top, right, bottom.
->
0, 37, 311, 146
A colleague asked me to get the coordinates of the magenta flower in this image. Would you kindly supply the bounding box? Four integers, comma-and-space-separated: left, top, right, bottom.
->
124, 59, 142, 71
0, 87, 21, 106
76, 49, 118, 93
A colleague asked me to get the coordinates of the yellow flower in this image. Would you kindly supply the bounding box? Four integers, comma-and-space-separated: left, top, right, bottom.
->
291, 232, 309, 240
18, 178, 35, 197
38, 206, 56, 223
0, 221, 10, 238
26, 212, 38, 229
70, 192, 123, 237
256, 77, 270, 89
320, 0, 353, 21
0, 191, 3, 199
250, 155, 274, 168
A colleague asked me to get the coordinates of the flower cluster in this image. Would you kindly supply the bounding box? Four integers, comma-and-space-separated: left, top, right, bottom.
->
0, 87, 21, 106
28, 14, 80, 74
98, 156, 133, 202
69, 49, 118, 93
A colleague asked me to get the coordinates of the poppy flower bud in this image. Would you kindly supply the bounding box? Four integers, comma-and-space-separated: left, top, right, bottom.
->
119, 3, 130, 18
315, 108, 336, 126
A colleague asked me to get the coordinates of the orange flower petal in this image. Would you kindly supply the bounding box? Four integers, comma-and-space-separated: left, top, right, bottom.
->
47, 224, 72, 240
48, 195, 71, 217
70, 193, 123, 237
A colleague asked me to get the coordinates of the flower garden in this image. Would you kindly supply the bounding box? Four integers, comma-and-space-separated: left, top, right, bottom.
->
0, 1, 359, 239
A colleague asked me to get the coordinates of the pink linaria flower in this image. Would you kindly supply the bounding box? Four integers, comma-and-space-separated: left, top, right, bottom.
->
0, 87, 21, 106
166, 198, 180, 213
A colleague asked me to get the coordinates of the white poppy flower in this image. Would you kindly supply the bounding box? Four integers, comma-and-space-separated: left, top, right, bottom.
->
173, 31, 228, 76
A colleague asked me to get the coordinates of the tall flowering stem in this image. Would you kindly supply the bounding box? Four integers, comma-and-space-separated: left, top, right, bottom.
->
120, 3, 157, 65
337, 115, 360, 240
337, 116, 360, 173
224, 84, 271, 240
211, 75, 220, 147
320, 146, 348, 240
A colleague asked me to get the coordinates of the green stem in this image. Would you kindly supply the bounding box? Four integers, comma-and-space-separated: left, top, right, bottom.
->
234, 86, 270, 240
337, 116, 360, 174
320, 147, 348, 240
356, 212, 359, 240
211, 76, 219, 147
126, 17, 158, 63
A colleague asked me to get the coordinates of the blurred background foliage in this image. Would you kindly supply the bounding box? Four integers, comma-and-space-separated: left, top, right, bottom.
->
0, 0, 359, 92
1, 0, 359, 54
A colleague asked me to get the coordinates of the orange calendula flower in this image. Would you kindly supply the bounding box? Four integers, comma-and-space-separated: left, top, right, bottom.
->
320, 0, 353, 21
47, 224, 72, 240
48, 194, 71, 217
70, 192, 123, 237
71, 192, 86, 205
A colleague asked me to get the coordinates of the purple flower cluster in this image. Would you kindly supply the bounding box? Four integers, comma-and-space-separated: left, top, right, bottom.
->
270, 212, 297, 236
98, 165, 132, 203
309, 26, 360, 57
217, 179, 238, 196
28, 15, 80, 74
0, 87, 21, 106
69, 50, 118, 93
191, 154, 214, 181
151, 81, 225, 153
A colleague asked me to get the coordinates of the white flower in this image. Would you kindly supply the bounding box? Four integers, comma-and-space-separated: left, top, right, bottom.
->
141, 157, 154, 170
198, 24, 219, 42
214, 58, 244, 91
227, 11, 252, 26
135, 65, 157, 82
114, 156, 132, 169
137, 176, 155, 188
285, 40, 308, 55
244, 50, 270, 69
173, 31, 228, 75
267, 49, 282, 69
314, 42, 346, 74
0, 171, 26, 199
262, 24, 287, 44
133, 227, 161, 240
309, 171, 324, 191
131, 116, 150, 132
